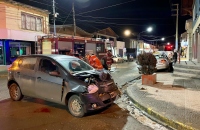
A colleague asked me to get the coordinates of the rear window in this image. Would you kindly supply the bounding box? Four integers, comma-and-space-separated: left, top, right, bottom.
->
20, 57, 37, 70
154, 55, 164, 59
11, 58, 20, 68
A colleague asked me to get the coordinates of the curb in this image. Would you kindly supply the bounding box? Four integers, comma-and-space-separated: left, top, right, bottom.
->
125, 84, 195, 130
0, 75, 7, 77
121, 75, 141, 87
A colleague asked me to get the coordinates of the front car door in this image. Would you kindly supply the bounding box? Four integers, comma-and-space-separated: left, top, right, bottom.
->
34, 58, 63, 103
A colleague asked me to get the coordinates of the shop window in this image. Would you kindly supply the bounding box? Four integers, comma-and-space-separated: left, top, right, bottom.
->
21, 13, 43, 32
96, 43, 104, 52
0, 46, 3, 65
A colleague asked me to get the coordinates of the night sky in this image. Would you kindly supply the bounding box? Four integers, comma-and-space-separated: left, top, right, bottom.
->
14, 0, 191, 45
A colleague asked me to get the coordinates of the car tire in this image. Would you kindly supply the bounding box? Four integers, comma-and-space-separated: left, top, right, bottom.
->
9, 83, 23, 101
68, 95, 85, 117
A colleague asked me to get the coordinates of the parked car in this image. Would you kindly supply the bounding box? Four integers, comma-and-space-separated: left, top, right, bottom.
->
153, 53, 170, 70
136, 53, 170, 73
112, 54, 124, 63
7, 54, 120, 117
123, 54, 134, 62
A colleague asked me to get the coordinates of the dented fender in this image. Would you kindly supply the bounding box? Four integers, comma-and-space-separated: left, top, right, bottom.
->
71, 85, 87, 93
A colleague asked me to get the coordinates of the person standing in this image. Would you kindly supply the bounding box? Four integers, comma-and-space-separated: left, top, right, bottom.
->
173, 50, 178, 64
84, 53, 90, 64
127, 53, 130, 62
106, 50, 113, 71
101, 55, 108, 70
88, 54, 103, 70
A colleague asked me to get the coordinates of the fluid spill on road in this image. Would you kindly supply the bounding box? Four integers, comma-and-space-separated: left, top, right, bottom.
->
33, 107, 51, 113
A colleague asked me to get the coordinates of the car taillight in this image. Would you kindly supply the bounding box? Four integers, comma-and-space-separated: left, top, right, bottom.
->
159, 60, 166, 63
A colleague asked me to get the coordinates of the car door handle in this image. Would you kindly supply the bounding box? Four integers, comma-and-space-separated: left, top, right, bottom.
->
37, 77, 41, 79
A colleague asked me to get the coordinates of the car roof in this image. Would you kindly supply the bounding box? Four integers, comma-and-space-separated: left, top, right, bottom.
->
18, 54, 77, 60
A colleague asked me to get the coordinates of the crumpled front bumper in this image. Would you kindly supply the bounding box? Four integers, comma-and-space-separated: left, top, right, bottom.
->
80, 88, 121, 111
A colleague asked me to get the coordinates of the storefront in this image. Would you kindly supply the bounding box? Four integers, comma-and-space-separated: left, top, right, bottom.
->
0, 41, 3, 65
0, 40, 33, 65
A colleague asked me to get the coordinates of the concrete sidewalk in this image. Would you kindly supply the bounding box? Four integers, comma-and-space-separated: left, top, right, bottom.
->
126, 73, 200, 130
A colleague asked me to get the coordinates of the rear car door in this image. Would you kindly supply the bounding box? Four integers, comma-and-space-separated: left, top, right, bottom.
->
17, 57, 37, 97
35, 58, 63, 103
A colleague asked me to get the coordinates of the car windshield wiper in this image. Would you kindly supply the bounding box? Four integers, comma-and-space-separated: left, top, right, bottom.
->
72, 70, 95, 76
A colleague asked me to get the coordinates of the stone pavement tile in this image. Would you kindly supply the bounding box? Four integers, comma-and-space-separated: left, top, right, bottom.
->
127, 78, 200, 130
173, 79, 184, 87
193, 79, 200, 89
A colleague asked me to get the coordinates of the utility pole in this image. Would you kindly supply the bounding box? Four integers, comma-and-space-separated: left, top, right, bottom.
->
53, 0, 56, 36
171, 4, 179, 51
72, 1, 76, 36
52, 0, 59, 54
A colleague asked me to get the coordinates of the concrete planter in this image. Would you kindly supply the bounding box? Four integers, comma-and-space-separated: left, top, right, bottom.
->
142, 73, 157, 85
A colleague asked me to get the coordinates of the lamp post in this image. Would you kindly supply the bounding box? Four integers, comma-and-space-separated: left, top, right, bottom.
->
124, 27, 153, 56
138, 27, 153, 54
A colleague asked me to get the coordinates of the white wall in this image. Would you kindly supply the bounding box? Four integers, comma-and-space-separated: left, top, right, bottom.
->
58, 41, 72, 50
116, 41, 125, 56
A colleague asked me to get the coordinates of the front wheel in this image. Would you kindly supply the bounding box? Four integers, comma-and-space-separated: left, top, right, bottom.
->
9, 83, 23, 101
68, 95, 85, 117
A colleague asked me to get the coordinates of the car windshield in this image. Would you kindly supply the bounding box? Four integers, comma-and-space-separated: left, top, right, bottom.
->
57, 58, 94, 74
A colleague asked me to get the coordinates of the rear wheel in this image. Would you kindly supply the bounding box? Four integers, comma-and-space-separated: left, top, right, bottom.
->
9, 83, 23, 101
68, 95, 85, 117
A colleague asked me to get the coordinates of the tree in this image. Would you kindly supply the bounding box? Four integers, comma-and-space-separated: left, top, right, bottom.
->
137, 52, 157, 75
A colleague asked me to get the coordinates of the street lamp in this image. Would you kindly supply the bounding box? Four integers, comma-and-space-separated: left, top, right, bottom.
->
147, 27, 153, 32
137, 26, 153, 54
124, 30, 131, 36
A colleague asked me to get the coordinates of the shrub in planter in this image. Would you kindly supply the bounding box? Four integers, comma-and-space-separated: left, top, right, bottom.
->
137, 52, 157, 75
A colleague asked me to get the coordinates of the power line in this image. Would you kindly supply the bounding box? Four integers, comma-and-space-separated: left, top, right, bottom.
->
58, 9, 72, 33
75, 14, 172, 20
75, 19, 145, 26
77, 0, 135, 15
28, 0, 52, 7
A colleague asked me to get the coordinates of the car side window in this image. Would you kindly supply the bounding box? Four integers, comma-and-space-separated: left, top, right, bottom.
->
39, 59, 58, 74
20, 57, 37, 70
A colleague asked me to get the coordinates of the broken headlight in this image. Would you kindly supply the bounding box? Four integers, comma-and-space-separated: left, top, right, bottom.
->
87, 84, 99, 94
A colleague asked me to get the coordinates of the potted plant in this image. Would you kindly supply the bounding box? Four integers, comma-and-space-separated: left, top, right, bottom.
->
137, 52, 157, 85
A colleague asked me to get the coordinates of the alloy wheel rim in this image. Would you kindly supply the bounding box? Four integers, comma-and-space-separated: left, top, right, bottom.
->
71, 99, 82, 114
10, 85, 18, 99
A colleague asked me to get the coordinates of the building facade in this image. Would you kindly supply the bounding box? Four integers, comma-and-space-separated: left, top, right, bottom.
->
93, 27, 118, 55
180, 19, 192, 61
0, 0, 49, 65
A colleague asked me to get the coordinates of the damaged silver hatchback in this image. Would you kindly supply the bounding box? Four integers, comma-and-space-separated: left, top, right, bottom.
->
7, 54, 120, 117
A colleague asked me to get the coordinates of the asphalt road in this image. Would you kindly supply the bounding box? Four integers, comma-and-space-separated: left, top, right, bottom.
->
0, 62, 155, 130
